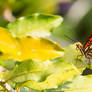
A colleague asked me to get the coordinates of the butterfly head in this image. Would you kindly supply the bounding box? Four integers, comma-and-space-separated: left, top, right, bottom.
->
76, 44, 82, 50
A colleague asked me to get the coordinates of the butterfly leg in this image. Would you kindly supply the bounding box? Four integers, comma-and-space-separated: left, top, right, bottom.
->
88, 59, 91, 65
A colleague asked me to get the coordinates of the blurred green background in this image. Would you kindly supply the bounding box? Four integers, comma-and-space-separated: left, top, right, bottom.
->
0, 0, 92, 46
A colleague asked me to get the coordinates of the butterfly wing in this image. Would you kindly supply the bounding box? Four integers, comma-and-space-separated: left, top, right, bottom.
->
83, 35, 92, 50
82, 35, 92, 59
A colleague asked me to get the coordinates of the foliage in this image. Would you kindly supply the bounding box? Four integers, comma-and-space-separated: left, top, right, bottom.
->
62, 75, 92, 92
0, 13, 91, 92
7, 13, 63, 37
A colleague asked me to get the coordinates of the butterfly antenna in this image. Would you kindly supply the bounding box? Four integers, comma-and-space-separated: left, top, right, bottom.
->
64, 35, 78, 43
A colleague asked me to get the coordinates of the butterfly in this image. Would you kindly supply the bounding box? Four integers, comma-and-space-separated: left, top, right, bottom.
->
76, 35, 92, 65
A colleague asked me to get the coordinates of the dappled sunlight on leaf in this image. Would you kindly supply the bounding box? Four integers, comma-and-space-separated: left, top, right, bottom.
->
4, 58, 80, 90
7, 13, 63, 37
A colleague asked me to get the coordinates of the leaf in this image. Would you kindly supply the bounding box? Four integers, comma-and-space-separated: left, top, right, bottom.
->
0, 37, 64, 61
17, 37, 64, 61
4, 57, 80, 90
0, 14, 63, 61
63, 42, 87, 72
0, 27, 21, 58
0, 27, 64, 61
7, 13, 63, 37
62, 75, 92, 92
0, 58, 20, 70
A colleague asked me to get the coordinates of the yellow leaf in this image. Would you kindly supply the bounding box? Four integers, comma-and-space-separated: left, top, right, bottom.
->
0, 28, 64, 61
0, 14, 63, 61
0, 27, 21, 59
17, 37, 64, 61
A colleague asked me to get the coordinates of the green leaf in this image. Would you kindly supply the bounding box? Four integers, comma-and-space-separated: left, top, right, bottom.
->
7, 13, 63, 37
0, 53, 20, 70
62, 75, 92, 92
63, 42, 87, 72
0, 59, 20, 70
4, 57, 80, 90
